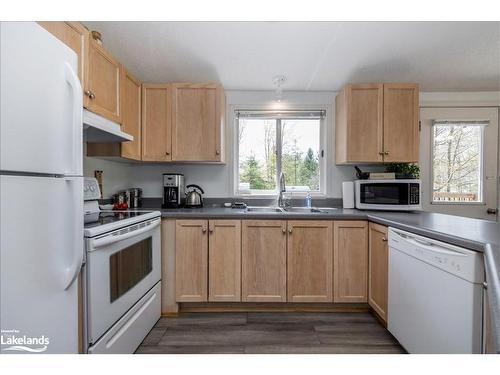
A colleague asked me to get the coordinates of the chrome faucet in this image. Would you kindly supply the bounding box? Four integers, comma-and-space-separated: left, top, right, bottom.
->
277, 172, 287, 209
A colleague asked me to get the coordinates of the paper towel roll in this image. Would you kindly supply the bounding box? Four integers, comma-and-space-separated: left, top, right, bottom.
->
342, 181, 355, 209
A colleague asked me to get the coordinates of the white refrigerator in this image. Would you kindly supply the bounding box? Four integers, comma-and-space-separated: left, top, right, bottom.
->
0, 22, 83, 354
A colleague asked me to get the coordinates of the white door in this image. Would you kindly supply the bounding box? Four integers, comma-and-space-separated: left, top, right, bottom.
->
0, 22, 82, 176
0, 175, 83, 353
420, 107, 498, 221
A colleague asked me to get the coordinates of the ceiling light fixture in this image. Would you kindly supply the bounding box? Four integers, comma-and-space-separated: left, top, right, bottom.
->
273, 75, 287, 103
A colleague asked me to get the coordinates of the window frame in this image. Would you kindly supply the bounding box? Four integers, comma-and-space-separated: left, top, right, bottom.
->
429, 120, 486, 205
233, 109, 327, 197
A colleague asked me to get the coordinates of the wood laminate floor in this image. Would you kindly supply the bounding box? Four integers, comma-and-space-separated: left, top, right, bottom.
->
135, 312, 406, 354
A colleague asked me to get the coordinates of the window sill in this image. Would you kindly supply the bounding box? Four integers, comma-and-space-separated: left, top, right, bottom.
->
234, 192, 327, 199
430, 201, 485, 206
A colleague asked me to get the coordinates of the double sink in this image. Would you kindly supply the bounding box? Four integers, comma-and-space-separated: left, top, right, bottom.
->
245, 206, 335, 214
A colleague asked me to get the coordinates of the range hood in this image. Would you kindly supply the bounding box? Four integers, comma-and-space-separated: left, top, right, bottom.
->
83, 109, 134, 143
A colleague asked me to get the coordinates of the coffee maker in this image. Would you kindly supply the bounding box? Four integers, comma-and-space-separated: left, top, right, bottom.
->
162, 173, 185, 208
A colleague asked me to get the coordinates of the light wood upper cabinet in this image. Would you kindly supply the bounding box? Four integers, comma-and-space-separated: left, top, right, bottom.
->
241, 220, 287, 302
383, 83, 419, 162
333, 221, 369, 303
368, 222, 389, 322
175, 220, 208, 302
141, 84, 172, 161
85, 39, 122, 123
86, 69, 142, 159
120, 70, 142, 160
38, 22, 89, 85
208, 220, 241, 302
335, 83, 419, 164
171, 83, 225, 162
336, 84, 384, 163
287, 221, 333, 302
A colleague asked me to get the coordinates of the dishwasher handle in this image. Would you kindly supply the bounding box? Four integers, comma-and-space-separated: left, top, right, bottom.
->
391, 229, 468, 257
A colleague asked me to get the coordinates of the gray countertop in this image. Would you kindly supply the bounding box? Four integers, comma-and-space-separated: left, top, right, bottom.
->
140, 204, 500, 352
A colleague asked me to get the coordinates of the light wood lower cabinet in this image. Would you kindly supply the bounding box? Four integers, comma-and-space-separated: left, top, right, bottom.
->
241, 220, 287, 302
333, 221, 369, 302
287, 221, 333, 302
161, 219, 178, 314
171, 219, 372, 307
208, 220, 241, 302
368, 222, 389, 322
175, 220, 208, 302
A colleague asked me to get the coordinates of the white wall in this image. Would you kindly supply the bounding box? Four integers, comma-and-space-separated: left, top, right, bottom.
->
85, 90, 381, 198
420, 91, 500, 217
83, 143, 133, 198
84, 90, 500, 200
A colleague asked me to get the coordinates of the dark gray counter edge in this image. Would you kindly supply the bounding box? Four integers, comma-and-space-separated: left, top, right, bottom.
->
156, 208, 500, 353
484, 244, 500, 352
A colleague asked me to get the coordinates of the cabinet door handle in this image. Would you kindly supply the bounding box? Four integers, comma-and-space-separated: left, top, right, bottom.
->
85, 90, 95, 99
282, 227, 286, 233
165, 151, 170, 156
215, 150, 220, 155
288, 227, 293, 233
202, 227, 207, 233
382, 237, 388, 242
384, 151, 389, 155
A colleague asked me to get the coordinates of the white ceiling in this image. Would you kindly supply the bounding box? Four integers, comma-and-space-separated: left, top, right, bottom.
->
84, 21, 500, 91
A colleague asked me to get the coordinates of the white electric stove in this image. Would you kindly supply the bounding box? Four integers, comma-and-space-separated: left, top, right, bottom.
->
83, 178, 161, 354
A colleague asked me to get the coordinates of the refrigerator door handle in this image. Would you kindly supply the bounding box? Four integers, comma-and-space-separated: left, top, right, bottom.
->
63, 177, 84, 290
64, 62, 83, 176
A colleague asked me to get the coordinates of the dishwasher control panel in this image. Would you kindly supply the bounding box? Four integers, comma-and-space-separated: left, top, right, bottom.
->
388, 228, 484, 283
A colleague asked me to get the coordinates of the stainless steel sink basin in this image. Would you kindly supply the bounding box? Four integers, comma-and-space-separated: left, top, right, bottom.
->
246, 206, 284, 213
245, 206, 339, 214
285, 207, 328, 213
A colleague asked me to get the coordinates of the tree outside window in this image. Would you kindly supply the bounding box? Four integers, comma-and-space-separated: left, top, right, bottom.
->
237, 115, 322, 195
432, 121, 485, 203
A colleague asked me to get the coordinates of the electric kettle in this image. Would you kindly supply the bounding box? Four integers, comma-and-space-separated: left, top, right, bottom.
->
185, 184, 204, 208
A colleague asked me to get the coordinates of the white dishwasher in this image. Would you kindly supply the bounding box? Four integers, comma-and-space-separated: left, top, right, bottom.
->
388, 228, 484, 354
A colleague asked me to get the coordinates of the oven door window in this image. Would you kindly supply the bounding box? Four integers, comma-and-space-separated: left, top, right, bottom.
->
109, 237, 153, 303
360, 183, 409, 205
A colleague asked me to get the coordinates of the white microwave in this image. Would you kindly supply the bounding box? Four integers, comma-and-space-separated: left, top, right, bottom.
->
355, 179, 421, 211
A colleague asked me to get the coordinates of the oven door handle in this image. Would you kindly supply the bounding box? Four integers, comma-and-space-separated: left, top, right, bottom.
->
90, 219, 160, 249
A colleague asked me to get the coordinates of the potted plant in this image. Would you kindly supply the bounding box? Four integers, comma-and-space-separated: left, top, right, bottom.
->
385, 163, 420, 179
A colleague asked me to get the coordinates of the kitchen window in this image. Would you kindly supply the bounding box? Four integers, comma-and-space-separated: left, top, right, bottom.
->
431, 120, 486, 203
235, 110, 325, 196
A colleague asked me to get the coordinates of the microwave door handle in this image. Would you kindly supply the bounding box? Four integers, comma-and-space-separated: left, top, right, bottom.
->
90, 219, 160, 249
